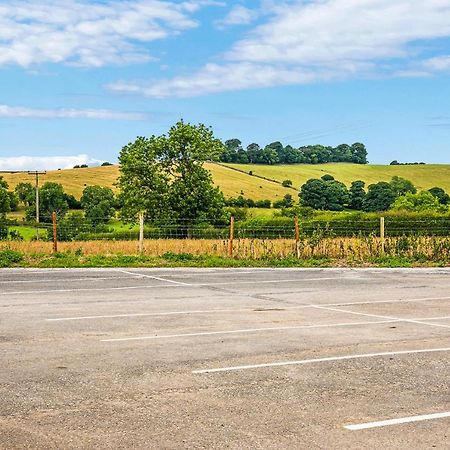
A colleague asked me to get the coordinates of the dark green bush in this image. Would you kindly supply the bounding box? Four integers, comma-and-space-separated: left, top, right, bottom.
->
0, 250, 23, 267
0, 221, 8, 240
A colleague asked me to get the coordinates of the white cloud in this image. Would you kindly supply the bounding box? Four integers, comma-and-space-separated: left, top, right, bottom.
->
421, 55, 450, 72
0, 155, 102, 171
109, 0, 450, 97
0, 104, 146, 120
108, 61, 359, 97
0, 0, 216, 67
215, 5, 258, 29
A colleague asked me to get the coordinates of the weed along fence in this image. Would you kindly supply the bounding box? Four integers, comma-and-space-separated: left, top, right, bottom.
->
1, 214, 450, 262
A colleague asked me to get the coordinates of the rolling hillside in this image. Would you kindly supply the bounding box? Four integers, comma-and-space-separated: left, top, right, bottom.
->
0, 163, 292, 201
226, 163, 450, 193
2, 162, 450, 201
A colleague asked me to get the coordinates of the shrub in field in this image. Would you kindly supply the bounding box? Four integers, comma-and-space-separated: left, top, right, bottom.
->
255, 199, 271, 208
428, 187, 450, 205
273, 194, 295, 209
391, 191, 446, 213
8, 230, 23, 241
0, 250, 23, 267
225, 207, 248, 221
162, 252, 195, 261
0, 221, 8, 240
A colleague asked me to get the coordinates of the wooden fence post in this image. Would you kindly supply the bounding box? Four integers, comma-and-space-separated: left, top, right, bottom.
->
52, 211, 58, 253
294, 216, 300, 258
228, 216, 235, 257
380, 216, 385, 255
139, 212, 144, 256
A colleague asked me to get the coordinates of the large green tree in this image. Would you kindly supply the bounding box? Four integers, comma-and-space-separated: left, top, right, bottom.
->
15, 182, 35, 206
362, 182, 396, 212
390, 176, 417, 197
299, 179, 329, 210
0, 176, 8, 190
299, 178, 348, 211
348, 180, 366, 210
0, 186, 11, 215
25, 182, 69, 222
326, 180, 349, 211
221, 138, 242, 163
428, 187, 450, 205
81, 185, 116, 226
118, 121, 226, 224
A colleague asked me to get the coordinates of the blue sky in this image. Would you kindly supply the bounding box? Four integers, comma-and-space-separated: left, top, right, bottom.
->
1, 0, 450, 170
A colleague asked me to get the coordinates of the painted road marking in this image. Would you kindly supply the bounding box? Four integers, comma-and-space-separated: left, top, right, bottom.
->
100, 319, 398, 342
46, 307, 271, 321
118, 270, 192, 286
312, 305, 450, 329
192, 347, 450, 373
99, 313, 450, 341
344, 412, 450, 430
327, 296, 450, 307
0, 277, 357, 296
45, 306, 450, 322
0, 276, 140, 284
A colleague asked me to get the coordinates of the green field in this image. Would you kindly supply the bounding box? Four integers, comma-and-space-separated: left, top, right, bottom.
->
225, 163, 450, 192
2, 162, 450, 203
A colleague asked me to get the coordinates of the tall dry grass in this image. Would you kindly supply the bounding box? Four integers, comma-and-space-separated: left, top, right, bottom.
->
2, 235, 450, 260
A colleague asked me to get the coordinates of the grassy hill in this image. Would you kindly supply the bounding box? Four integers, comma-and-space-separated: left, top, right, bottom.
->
2, 162, 450, 201
1, 163, 292, 201
225, 163, 450, 193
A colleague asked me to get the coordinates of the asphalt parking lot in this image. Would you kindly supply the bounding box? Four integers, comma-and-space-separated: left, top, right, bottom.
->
0, 268, 449, 449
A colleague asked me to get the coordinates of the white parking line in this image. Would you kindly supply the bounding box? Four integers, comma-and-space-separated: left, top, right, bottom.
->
118, 270, 192, 286
344, 411, 450, 430
45, 301, 450, 322
192, 347, 450, 374
327, 296, 450, 307
100, 319, 398, 342
0, 276, 140, 284
117, 269, 274, 277
0, 277, 354, 295
46, 307, 268, 321
312, 305, 450, 329
99, 313, 450, 342
0, 284, 176, 295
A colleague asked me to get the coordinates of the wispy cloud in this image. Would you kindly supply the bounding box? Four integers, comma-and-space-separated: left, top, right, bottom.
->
421, 55, 450, 72
215, 5, 258, 29
0, 155, 102, 171
109, 0, 450, 97
0, 104, 146, 120
0, 0, 218, 67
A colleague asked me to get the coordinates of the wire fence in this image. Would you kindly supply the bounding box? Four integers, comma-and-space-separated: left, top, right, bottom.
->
2, 214, 450, 261
2, 215, 450, 242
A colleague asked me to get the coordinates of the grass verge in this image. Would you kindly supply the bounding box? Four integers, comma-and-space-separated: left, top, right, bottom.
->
0, 249, 448, 269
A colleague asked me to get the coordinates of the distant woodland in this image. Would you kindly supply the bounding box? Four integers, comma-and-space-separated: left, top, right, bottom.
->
219, 139, 368, 165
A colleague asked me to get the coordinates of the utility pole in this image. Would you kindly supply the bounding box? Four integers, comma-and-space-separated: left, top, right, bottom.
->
0, 170, 47, 239
28, 171, 46, 225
